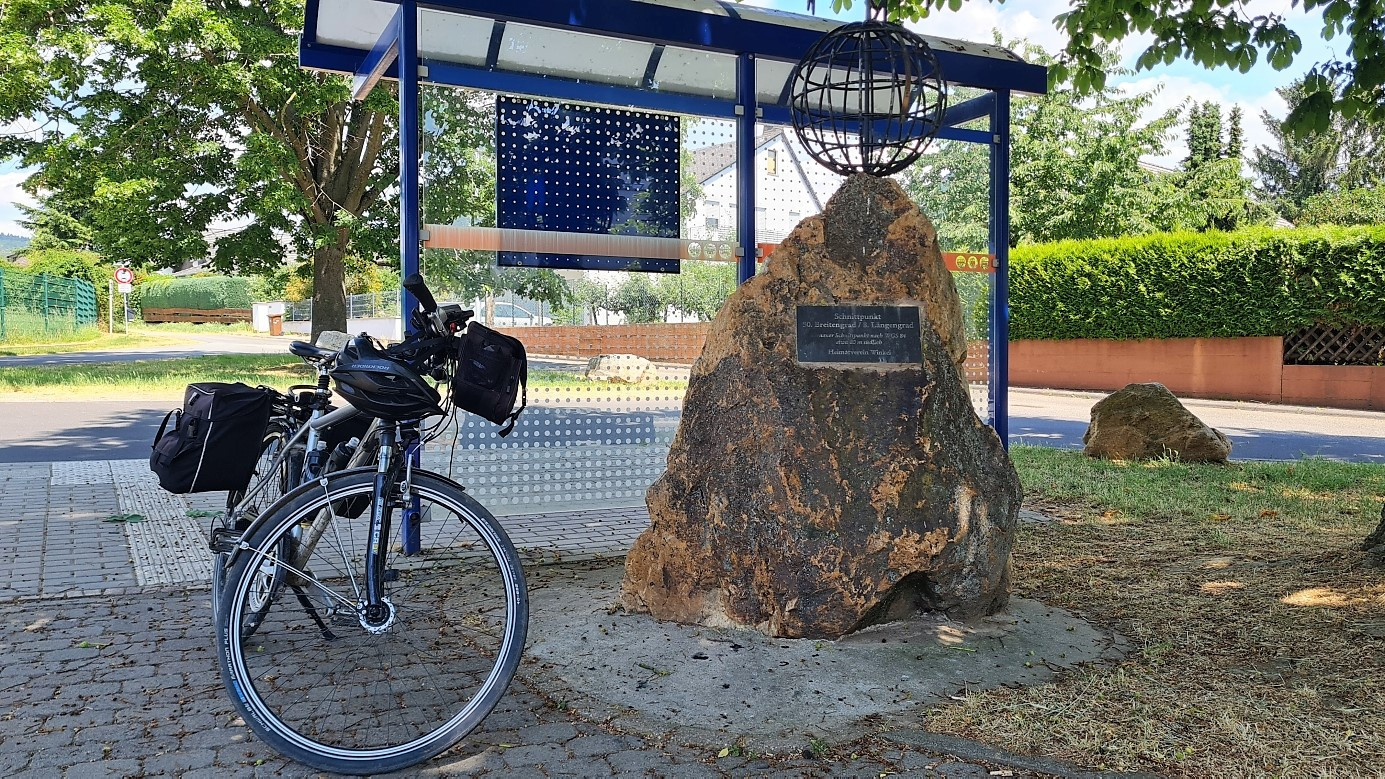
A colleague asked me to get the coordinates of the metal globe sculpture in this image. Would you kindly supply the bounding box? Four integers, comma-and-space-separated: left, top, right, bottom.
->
788, 20, 947, 177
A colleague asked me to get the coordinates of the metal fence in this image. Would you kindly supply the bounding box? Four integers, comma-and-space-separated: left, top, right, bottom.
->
0, 268, 99, 340
284, 290, 402, 322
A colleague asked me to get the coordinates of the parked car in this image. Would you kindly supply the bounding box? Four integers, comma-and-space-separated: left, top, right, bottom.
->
487, 302, 552, 328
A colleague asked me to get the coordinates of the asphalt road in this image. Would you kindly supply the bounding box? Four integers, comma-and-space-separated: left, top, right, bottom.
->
2, 336, 1383, 463
1, 389, 1383, 464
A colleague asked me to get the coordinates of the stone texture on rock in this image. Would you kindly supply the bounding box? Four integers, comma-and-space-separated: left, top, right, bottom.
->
1082, 382, 1232, 463
620, 174, 1021, 639
586, 354, 654, 384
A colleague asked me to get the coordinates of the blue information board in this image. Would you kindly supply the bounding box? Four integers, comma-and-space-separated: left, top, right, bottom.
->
496, 97, 681, 273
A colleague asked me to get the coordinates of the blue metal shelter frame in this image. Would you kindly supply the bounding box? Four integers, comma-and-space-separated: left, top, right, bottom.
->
299, 0, 1047, 444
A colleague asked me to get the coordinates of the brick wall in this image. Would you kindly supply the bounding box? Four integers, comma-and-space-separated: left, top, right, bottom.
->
1012, 336, 1385, 410
502, 323, 713, 363
507, 322, 993, 381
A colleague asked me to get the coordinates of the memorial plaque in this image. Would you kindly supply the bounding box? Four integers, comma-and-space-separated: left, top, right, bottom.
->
796, 305, 923, 364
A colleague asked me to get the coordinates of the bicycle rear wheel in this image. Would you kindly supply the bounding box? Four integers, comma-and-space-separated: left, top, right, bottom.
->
216, 425, 294, 626
215, 468, 528, 775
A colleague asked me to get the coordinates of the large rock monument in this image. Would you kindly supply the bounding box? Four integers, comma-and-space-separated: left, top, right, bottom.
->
620, 175, 1021, 639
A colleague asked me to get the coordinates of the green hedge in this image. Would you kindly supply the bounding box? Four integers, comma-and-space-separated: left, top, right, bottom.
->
140, 276, 252, 311
1007, 226, 1385, 340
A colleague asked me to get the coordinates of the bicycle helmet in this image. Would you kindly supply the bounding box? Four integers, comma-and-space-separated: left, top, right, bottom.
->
330, 336, 444, 421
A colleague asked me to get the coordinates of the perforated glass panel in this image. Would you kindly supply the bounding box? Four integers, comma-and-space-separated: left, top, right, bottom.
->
495, 98, 682, 272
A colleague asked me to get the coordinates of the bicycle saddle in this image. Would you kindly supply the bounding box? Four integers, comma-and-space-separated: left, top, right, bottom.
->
288, 341, 337, 363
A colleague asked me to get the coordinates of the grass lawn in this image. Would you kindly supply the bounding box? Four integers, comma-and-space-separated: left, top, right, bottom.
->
134, 321, 258, 335
0, 353, 690, 400
0, 330, 185, 356
929, 446, 1385, 777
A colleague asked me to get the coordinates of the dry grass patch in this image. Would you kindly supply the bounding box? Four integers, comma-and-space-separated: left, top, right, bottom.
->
924, 447, 1385, 777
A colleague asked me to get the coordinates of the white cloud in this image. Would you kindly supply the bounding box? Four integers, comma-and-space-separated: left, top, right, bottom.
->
904, 0, 1070, 55
0, 167, 37, 236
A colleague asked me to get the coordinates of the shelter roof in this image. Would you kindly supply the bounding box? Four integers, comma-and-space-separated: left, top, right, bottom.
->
302, 0, 1047, 113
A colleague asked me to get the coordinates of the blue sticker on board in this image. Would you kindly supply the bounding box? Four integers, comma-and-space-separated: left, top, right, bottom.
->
496, 97, 681, 273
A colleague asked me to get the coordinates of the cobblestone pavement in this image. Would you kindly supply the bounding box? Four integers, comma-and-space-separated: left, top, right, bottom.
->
0, 587, 1046, 778
0, 459, 1057, 777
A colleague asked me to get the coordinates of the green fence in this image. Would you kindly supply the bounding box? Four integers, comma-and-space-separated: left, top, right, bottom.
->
0, 267, 100, 340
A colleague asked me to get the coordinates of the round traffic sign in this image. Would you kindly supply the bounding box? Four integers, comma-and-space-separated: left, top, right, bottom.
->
114, 267, 134, 284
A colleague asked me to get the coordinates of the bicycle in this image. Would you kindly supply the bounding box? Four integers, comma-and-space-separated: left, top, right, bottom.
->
210, 335, 374, 628
212, 275, 529, 775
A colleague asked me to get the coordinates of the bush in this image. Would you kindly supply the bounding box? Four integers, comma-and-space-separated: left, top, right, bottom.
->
1008, 225, 1385, 340
140, 276, 252, 310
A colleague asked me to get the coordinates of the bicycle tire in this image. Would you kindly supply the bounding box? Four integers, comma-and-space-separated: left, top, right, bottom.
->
215, 468, 528, 775
216, 426, 293, 626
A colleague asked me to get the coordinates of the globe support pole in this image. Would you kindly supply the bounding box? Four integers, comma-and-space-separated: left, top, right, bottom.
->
736, 53, 758, 285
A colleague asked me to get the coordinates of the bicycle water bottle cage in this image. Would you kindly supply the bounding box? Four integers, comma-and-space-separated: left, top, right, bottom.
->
330, 336, 443, 421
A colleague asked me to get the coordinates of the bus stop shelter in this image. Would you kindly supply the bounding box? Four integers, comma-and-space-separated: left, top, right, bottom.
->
298, 0, 1047, 441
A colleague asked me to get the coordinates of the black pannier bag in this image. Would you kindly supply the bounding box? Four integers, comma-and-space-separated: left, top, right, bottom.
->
150, 382, 273, 494
452, 322, 527, 436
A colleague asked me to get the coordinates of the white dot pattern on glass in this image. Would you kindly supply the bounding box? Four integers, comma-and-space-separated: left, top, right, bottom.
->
411, 88, 996, 519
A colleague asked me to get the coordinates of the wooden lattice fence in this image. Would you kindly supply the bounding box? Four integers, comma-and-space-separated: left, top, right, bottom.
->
1283, 324, 1385, 366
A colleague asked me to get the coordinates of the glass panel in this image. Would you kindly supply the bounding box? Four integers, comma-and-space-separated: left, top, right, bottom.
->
498, 23, 653, 87
651, 46, 737, 101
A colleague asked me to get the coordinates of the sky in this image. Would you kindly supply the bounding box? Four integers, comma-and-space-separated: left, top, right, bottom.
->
0, 0, 1341, 236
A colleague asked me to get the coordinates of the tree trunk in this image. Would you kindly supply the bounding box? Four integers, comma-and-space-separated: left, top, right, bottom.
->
311, 239, 349, 342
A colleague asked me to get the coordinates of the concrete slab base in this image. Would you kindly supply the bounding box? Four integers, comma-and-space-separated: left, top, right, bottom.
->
525, 561, 1128, 754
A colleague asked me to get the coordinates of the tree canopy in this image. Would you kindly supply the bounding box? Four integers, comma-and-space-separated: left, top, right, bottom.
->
0, 0, 413, 336
904, 42, 1185, 248
820, 0, 1385, 134
1251, 78, 1385, 219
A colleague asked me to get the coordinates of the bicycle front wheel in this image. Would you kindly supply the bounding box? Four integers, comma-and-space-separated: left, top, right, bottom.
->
216, 468, 529, 775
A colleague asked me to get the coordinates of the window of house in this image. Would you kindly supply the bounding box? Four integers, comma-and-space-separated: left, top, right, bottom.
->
767, 150, 778, 176
706, 217, 720, 229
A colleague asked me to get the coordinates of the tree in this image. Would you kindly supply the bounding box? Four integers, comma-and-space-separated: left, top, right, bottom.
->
1296, 188, 1385, 226
813, 0, 1385, 133
1225, 106, 1244, 161
15, 195, 94, 254
1184, 102, 1224, 170
611, 273, 664, 324
1177, 102, 1277, 231
657, 261, 735, 321
0, 1, 408, 340
1251, 78, 1385, 218
904, 41, 1183, 247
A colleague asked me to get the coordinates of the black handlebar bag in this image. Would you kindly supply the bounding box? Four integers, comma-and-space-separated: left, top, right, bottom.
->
150, 382, 273, 493
452, 322, 527, 436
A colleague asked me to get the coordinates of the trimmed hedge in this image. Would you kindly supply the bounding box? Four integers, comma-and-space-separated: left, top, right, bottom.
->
1007, 226, 1385, 341
140, 276, 252, 311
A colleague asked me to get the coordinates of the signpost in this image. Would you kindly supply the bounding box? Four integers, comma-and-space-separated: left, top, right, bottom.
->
114, 265, 134, 334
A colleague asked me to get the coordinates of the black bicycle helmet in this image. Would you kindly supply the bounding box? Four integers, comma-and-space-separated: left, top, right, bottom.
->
330, 336, 444, 421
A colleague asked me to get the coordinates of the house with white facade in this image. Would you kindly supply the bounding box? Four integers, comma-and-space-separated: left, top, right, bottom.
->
688, 125, 843, 247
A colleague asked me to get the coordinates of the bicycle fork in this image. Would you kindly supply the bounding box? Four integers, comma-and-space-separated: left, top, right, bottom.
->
361, 425, 398, 633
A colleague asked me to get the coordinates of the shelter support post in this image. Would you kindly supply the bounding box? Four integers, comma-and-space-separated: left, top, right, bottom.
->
988, 90, 1011, 448
736, 53, 757, 285
398, 0, 423, 555
399, 0, 422, 321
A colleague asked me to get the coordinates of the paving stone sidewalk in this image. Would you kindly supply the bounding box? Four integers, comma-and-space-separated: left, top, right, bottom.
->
0, 459, 1055, 777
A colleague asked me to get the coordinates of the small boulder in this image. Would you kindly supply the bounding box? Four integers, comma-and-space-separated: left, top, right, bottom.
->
1363, 507, 1385, 568
1083, 382, 1232, 463
586, 353, 653, 384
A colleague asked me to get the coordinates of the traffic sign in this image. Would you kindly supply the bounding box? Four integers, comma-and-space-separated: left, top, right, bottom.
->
114, 267, 135, 285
